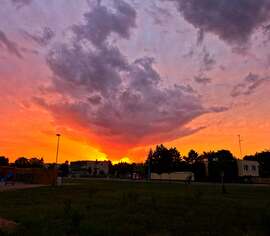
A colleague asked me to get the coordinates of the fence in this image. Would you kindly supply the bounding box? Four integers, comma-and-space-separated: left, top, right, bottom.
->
0, 167, 58, 185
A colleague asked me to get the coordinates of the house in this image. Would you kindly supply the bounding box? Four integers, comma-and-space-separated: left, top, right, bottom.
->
237, 160, 259, 177
202, 158, 259, 182
70, 160, 110, 177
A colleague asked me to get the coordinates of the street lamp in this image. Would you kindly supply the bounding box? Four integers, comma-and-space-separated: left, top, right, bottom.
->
55, 134, 61, 165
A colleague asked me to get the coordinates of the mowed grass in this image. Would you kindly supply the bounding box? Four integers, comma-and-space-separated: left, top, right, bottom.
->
0, 180, 270, 236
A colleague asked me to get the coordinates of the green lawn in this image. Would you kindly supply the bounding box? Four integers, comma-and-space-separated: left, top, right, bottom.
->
0, 179, 270, 236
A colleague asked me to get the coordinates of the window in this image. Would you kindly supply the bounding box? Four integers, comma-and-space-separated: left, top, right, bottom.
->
252, 165, 256, 171
244, 165, 249, 171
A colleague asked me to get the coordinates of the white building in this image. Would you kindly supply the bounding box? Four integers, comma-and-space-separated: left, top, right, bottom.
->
151, 172, 194, 181
236, 160, 259, 177
70, 160, 110, 176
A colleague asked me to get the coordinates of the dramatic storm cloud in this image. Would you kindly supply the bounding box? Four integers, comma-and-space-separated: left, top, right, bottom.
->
170, 0, 270, 47
2, 0, 270, 162
36, 0, 223, 155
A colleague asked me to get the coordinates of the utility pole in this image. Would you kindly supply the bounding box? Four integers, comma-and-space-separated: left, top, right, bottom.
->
56, 134, 61, 164
148, 158, 151, 180
238, 134, 243, 158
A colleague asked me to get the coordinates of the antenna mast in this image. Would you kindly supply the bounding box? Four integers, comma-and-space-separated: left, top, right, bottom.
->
238, 134, 243, 158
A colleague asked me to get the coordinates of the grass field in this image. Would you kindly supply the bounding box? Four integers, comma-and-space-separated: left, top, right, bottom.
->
0, 179, 270, 236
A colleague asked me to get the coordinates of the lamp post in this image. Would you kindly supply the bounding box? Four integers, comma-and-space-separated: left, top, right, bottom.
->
55, 134, 61, 165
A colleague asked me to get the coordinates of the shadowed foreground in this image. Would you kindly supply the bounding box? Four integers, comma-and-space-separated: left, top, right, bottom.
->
0, 180, 270, 235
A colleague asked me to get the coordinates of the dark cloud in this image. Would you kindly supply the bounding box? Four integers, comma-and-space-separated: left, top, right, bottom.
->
169, 0, 270, 47
72, 0, 136, 47
200, 47, 216, 72
22, 27, 55, 46
11, 0, 32, 9
0, 30, 23, 59
88, 94, 102, 105
231, 73, 270, 97
197, 29, 204, 45
194, 75, 212, 85
36, 0, 225, 155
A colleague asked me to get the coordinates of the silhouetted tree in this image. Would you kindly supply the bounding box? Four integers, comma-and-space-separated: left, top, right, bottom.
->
185, 149, 199, 164
15, 157, 30, 168
151, 145, 171, 174
146, 144, 184, 174
112, 162, 134, 178
0, 156, 9, 166
255, 151, 270, 177
188, 152, 206, 181
133, 163, 147, 179
192, 161, 206, 181
145, 149, 153, 178
59, 160, 69, 177
207, 150, 238, 182
29, 157, 44, 168
243, 155, 256, 161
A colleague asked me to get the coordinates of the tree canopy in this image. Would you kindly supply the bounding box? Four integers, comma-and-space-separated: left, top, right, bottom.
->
0, 156, 9, 166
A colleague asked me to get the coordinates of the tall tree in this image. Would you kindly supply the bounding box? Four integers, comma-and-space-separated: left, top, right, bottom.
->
255, 151, 270, 177
15, 157, 30, 168
0, 156, 9, 166
146, 144, 183, 174
207, 150, 238, 182
185, 149, 199, 164
29, 157, 44, 168
59, 160, 70, 177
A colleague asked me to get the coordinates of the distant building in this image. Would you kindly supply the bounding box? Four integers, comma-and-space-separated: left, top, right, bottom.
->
237, 160, 259, 177
202, 159, 260, 181
70, 160, 110, 177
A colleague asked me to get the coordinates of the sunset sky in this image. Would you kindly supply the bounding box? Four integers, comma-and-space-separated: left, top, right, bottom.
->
1, 0, 270, 163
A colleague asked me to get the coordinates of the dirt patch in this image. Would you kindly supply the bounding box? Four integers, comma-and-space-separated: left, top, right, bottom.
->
0, 182, 45, 192
0, 218, 18, 233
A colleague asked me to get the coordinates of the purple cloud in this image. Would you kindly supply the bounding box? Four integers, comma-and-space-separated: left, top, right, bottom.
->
0, 30, 22, 59
22, 27, 55, 46
11, 0, 32, 9
72, 0, 136, 47
36, 0, 226, 154
200, 47, 216, 72
194, 75, 212, 85
169, 0, 270, 47
231, 73, 270, 97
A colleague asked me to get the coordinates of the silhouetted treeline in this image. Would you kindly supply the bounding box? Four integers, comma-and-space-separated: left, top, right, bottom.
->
145, 145, 270, 182
0, 156, 9, 166
110, 145, 241, 182
1, 146, 270, 182
110, 162, 145, 179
